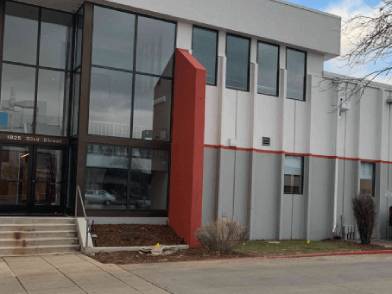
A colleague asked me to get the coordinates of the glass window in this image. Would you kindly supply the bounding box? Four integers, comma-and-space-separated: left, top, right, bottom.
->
3, 2, 39, 65
39, 10, 72, 69
192, 27, 218, 85
132, 75, 172, 141
360, 162, 375, 196
136, 16, 176, 77
71, 70, 80, 136
74, 7, 84, 71
92, 6, 135, 71
88, 67, 133, 138
130, 148, 169, 210
0, 146, 30, 206
287, 48, 306, 100
226, 34, 250, 91
35, 69, 66, 136
85, 144, 129, 210
0, 64, 36, 133
284, 156, 304, 194
258, 42, 279, 96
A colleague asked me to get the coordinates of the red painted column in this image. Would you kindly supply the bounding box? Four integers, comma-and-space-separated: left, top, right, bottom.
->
168, 49, 206, 247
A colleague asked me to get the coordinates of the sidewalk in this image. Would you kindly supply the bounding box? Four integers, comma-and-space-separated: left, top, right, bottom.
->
0, 254, 169, 294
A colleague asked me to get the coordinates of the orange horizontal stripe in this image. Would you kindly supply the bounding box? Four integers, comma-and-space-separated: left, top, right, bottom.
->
204, 144, 391, 164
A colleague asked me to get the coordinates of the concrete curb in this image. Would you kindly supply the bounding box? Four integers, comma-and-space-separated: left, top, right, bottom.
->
264, 249, 392, 260
84, 244, 189, 255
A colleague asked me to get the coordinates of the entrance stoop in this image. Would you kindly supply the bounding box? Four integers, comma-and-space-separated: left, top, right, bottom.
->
0, 217, 80, 256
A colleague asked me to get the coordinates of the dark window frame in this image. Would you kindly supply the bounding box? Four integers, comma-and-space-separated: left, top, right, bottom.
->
192, 25, 218, 86
225, 33, 251, 92
257, 41, 280, 97
283, 155, 304, 195
0, 0, 74, 137
286, 47, 307, 101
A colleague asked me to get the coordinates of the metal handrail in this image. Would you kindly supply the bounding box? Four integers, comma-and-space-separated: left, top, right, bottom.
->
75, 186, 90, 248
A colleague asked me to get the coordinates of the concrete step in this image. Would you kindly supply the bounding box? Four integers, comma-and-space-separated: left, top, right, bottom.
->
0, 237, 79, 247
0, 217, 75, 225
0, 244, 80, 256
0, 230, 77, 239
0, 224, 76, 232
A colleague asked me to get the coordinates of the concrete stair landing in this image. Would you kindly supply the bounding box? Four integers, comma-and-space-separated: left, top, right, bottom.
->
0, 217, 80, 256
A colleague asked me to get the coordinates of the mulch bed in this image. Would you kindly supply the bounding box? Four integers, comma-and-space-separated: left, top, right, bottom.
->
92, 224, 185, 247
93, 248, 249, 264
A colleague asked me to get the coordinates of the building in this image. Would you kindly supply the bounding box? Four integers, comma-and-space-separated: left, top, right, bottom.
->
0, 0, 391, 247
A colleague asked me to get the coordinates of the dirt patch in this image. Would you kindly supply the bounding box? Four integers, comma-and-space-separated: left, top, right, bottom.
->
92, 224, 185, 247
93, 248, 249, 264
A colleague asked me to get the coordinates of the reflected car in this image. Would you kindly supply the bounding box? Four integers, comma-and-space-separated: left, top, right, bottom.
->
85, 190, 116, 206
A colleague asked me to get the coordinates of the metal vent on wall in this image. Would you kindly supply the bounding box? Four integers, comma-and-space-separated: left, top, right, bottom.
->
262, 137, 271, 146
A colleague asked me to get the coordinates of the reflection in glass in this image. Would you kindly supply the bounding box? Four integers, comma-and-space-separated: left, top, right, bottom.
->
192, 27, 218, 85
257, 43, 279, 96
287, 49, 306, 100
40, 9, 72, 69
0, 64, 36, 133
136, 16, 176, 77
34, 149, 63, 206
226, 35, 250, 91
89, 67, 133, 137
92, 6, 135, 70
0, 146, 30, 206
71, 71, 80, 136
284, 156, 303, 194
35, 70, 66, 136
85, 144, 128, 210
130, 149, 168, 210
133, 75, 172, 141
360, 163, 375, 196
3, 2, 39, 65
74, 8, 84, 70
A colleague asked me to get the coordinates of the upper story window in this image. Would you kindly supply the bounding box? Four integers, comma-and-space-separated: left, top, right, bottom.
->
192, 26, 218, 86
0, 1, 72, 136
88, 5, 176, 140
360, 162, 375, 196
226, 34, 250, 91
257, 42, 279, 96
284, 156, 304, 195
286, 48, 306, 101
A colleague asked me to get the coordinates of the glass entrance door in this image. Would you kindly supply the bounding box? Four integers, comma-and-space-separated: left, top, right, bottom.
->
0, 145, 65, 214
0, 146, 30, 207
32, 148, 64, 210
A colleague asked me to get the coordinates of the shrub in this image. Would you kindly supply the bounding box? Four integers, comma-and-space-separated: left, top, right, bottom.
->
352, 194, 376, 245
196, 218, 248, 254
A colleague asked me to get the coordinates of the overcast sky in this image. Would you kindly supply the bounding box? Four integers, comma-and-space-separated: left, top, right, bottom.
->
287, 0, 391, 84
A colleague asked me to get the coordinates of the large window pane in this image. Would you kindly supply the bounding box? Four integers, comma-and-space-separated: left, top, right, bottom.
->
130, 149, 169, 210
226, 34, 250, 91
133, 75, 172, 141
192, 27, 218, 85
258, 42, 279, 96
40, 10, 72, 69
287, 48, 306, 100
74, 8, 84, 71
0, 146, 30, 206
35, 69, 66, 136
136, 16, 176, 77
3, 2, 39, 65
0, 64, 36, 133
89, 67, 133, 138
71, 70, 80, 136
85, 144, 128, 210
92, 6, 135, 71
360, 162, 375, 196
284, 156, 304, 195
